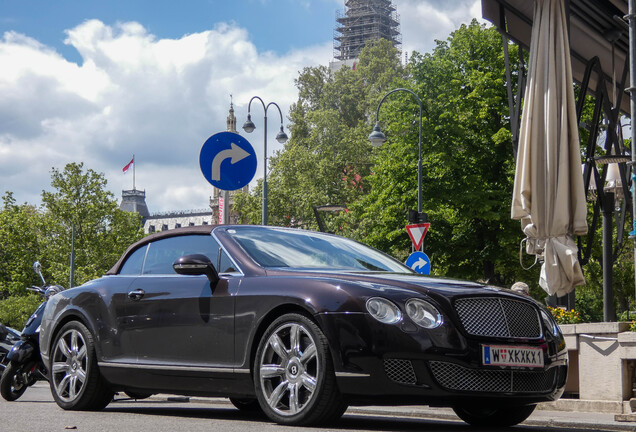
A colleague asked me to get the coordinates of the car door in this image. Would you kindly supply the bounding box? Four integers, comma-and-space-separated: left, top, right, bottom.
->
125, 234, 235, 367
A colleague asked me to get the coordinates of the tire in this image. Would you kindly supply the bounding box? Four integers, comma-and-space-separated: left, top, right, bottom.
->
229, 397, 262, 412
0, 362, 29, 401
49, 321, 113, 410
254, 313, 347, 426
124, 391, 152, 400
452, 404, 536, 427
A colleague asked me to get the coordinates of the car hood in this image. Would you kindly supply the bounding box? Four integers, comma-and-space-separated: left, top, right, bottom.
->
265, 268, 509, 298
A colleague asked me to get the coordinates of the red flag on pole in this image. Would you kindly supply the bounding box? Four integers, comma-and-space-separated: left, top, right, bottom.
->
122, 157, 134, 173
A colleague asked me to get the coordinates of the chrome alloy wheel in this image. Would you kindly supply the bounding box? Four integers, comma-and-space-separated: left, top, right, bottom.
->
51, 328, 88, 403
258, 322, 319, 417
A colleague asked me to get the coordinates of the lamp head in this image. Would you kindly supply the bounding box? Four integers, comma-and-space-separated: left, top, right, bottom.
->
242, 114, 256, 133
368, 122, 386, 147
275, 125, 289, 144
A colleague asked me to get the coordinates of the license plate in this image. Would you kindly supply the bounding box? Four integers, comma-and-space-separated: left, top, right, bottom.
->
482, 345, 544, 368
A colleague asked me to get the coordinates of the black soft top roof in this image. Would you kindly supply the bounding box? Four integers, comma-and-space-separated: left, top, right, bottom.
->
106, 225, 217, 275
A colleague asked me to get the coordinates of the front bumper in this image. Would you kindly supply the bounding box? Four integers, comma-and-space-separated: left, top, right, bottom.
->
318, 311, 568, 406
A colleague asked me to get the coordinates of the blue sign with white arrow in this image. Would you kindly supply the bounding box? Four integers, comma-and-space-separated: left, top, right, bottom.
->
199, 132, 257, 191
406, 251, 431, 275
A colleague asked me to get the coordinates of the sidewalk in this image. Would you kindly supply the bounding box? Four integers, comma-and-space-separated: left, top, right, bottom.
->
347, 404, 636, 431
155, 395, 636, 431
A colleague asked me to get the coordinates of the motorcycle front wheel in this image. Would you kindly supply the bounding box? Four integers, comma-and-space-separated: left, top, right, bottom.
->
0, 362, 29, 401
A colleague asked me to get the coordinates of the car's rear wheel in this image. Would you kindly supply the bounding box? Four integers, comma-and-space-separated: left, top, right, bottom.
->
452, 404, 536, 427
254, 313, 347, 425
50, 321, 113, 410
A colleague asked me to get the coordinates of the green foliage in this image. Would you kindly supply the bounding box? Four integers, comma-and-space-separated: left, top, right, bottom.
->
0, 294, 43, 329
343, 21, 526, 285
236, 39, 406, 230
0, 162, 144, 325
0, 193, 45, 298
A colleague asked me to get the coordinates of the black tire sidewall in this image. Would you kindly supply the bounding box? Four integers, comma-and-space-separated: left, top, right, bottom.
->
254, 313, 333, 425
453, 404, 537, 427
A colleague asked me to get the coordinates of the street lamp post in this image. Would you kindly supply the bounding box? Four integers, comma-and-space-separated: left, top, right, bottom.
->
368, 88, 423, 214
242, 96, 288, 225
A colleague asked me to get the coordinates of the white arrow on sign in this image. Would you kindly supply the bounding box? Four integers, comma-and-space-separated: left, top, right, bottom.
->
411, 257, 428, 271
211, 143, 250, 181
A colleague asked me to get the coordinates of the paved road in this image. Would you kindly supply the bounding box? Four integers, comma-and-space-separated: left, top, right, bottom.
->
0, 382, 626, 432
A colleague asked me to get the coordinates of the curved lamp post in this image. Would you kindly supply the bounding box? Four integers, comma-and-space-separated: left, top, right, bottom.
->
369, 88, 423, 214
242, 96, 288, 225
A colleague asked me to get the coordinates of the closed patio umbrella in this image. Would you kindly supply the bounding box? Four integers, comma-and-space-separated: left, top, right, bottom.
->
511, 0, 588, 297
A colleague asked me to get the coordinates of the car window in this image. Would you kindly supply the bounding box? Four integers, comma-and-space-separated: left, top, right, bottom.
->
219, 249, 237, 273
229, 227, 411, 273
142, 235, 220, 275
119, 245, 148, 275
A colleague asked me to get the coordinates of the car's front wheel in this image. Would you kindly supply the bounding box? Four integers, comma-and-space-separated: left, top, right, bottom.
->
254, 313, 347, 425
50, 321, 113, 410
452, 404, 536, 427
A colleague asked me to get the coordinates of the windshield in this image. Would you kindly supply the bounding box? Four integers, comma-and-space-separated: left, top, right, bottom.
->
228, 227, 412, 273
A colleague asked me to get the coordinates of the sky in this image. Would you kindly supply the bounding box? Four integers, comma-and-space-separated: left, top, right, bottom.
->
0, 0, 485, 214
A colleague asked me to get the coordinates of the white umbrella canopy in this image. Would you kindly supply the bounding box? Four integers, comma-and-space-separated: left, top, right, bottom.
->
511, 0, 588, 297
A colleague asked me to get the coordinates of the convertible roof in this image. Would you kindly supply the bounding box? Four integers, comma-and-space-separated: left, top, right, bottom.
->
106, 225, 217, 275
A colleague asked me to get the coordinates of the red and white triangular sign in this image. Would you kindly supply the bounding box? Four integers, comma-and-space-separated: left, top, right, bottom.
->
406, 223, 430, 250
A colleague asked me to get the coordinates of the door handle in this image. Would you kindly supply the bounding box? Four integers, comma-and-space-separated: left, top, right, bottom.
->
128, 289, 145, 301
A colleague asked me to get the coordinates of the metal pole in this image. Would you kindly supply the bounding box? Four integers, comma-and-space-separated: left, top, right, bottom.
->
603, 192, 616, 321
263, 112, 268, 225
244, 97, 285, 226
627, 0, 636, 309
69, 223, 75, 288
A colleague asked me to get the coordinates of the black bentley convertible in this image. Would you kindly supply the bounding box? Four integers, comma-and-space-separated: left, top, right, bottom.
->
39, 225, 567, 427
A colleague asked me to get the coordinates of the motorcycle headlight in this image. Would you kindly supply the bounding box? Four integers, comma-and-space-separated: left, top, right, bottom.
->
366, 297, 402, 324
540, 309, 560, 337
405, 298, 443, 329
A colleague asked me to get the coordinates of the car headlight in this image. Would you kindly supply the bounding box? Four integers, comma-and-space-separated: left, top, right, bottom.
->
366, 297, 402, 324
540, 309, 560, 337
405, 298, 443, 329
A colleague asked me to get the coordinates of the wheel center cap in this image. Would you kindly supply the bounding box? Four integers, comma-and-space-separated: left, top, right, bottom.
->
287, 359, 301, 379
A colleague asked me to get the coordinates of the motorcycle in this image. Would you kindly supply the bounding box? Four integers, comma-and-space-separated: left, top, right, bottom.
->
0, 262, 64, 401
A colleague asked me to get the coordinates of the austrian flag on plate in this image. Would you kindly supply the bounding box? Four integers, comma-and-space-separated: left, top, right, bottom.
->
482, 345, 544, 368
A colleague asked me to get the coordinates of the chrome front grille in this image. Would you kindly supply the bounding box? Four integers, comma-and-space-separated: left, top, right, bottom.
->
429, 361, 556, 393
384, 359, 417, 384
454, 297, 541, 338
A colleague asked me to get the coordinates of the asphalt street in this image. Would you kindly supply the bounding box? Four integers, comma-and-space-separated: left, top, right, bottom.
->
2, 382, 636, 432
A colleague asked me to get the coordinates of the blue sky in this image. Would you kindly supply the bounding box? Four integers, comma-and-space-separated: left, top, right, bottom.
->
0, 0, 338, 62
0, 0, 482, 212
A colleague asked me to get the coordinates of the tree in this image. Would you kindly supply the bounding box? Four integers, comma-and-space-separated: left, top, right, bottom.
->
40, 162, 144, 286
0, 192, 44, 298
343, 21, 528, 286
235, 39, 406, 230
0, 163, 144, 328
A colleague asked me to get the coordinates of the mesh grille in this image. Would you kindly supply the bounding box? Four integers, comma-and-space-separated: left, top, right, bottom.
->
429, 361, 556, 393
454, 297, 541, 338
384, 358, 417, 384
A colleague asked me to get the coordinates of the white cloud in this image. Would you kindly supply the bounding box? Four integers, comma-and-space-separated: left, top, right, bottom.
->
0, 2, 483, 214
0, 20, 331, 213
397, 0, 488, 56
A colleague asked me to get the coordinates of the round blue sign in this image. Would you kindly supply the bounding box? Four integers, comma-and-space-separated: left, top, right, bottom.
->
199, 132, 257, 191
406, 251, 431, 275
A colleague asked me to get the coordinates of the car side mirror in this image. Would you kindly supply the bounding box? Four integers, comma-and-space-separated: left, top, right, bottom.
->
172, 254, 219, 285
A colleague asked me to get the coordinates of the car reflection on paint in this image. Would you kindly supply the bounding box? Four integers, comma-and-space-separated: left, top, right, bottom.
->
39, 225, 567, 427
